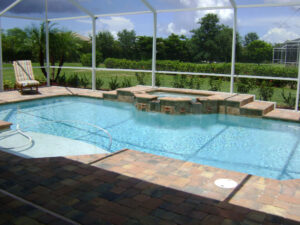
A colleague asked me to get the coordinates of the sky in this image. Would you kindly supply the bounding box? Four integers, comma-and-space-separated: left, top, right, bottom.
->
0, 0, 300, 43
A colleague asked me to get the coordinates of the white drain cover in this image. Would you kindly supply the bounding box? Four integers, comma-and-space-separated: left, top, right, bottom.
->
214, 179, 238, 189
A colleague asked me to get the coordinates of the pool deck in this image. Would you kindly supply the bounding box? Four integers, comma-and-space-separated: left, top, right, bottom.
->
0, 149, 299, 225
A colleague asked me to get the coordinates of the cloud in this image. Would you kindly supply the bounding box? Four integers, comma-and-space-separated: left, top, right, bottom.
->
166, 22, 187, 35
98, 17, 134, 38
261, 27, 299, 43
179, 0, 233, 21
158, 0, 233, 37
78, 16, 135, 39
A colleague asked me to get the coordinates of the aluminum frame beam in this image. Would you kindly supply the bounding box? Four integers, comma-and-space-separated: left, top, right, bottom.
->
92, 17, 96, 90
230, 1, 237, 93
0, 0, 23, 16
67, 0, 94, 18
229, 0, 237, 8
296, 51, 300, 111
1, 15, 43, 21
45, 0, 50, 86
47, 1, 300, 21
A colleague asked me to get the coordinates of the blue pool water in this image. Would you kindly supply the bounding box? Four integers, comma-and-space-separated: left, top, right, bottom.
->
0, 96, 299, 180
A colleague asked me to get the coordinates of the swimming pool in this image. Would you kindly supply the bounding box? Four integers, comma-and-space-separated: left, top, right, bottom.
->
0, 96, 299, 180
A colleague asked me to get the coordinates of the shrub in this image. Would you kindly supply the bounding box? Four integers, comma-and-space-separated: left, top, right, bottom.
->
103, 58, 298, 80
80, 75, 89, 88
135, 72, 146, 85
80, 52, 103, 67
172, 75, 187, 88
236, 78, 255, 93
96, 77, 104, 90
3, 80, 14, 90
121, 77, 132, 88
258, 81, 274, 101
186, 75, 195, 89
155, 74, 162, 87
109, 76, 120, 90
209, 77, 222, 91
57, 73, 66, 86
67, 73, 80, 87
194, 77, 203, 90
281, 89, 296, 108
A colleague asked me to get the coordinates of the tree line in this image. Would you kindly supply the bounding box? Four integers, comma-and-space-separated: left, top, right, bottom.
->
2, 13, 273, 82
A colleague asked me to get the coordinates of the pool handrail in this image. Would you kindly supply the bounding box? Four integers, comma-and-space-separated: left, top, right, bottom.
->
0, 125, 33, 149
18, 120, 113, 152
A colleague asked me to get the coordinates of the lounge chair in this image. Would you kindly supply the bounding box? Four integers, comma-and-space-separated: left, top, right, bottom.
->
13, 60, 39, 93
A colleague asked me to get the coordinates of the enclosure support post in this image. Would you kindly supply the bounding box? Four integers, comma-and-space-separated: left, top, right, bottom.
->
152, 12, 157, 87
0, 17, 3, 92
45, 0, 50, 86
295, 50, 300, 111
230, 7, 237, 93
92, 17, 96, 91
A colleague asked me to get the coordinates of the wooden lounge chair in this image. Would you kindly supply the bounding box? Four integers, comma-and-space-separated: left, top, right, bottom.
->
13, 60, 39, 93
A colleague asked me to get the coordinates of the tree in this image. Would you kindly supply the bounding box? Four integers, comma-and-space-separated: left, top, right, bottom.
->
190, 14, 221, 62
2, 28, 32, 62
26, 23, 80, 82
136, 36, 152, 60
117, 29, 136, 59
247, 40, 272, 64
96, 31, 118, 60
163, 34, 190, 61
244, 32, 259, 46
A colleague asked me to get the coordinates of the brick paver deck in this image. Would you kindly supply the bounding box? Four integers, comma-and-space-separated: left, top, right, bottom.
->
0, 149, 299, 225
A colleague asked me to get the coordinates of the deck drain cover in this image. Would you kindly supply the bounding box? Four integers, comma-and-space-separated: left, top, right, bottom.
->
214, 179, 237, 189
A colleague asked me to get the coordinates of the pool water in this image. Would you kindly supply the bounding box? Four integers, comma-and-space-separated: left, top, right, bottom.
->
0, 96, 299, 180
148, 91, 207, 99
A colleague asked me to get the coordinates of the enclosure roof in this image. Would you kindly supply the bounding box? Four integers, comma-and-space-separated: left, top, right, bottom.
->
1, 0, 300, 21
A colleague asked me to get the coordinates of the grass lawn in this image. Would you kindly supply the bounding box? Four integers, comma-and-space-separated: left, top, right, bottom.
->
2, 62, 298, 108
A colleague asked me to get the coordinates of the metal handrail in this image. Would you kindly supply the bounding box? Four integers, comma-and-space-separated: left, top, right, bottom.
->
0, 125, 33, 149
18, 120, 112, 152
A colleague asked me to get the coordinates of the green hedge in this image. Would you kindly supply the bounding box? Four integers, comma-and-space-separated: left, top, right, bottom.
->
104, 58, 298, 79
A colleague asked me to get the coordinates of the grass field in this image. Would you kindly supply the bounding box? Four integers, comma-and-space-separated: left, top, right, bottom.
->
3, 62, 298, 108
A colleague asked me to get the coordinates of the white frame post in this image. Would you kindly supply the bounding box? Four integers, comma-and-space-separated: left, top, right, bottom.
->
0, 17, 3, 92
152, 12, 157, 87
295, 50, 300, 111
45, 0, 50, 86
230, 0, 237, 93
140, 0, 157, 87
92, 17, 96, 90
